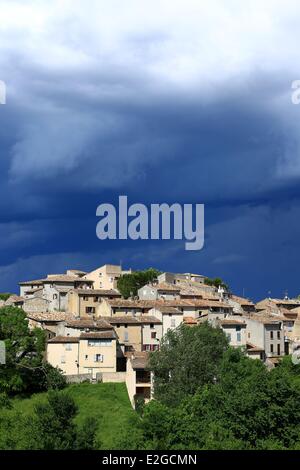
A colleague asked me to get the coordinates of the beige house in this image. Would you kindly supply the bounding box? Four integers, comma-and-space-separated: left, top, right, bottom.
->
47, 331, 117, 379
126, 352, 152, 407
19, 271, 93, 312
82, 264, 131, 290
256, 298, 300, 312
243, 315, 285, 362
215, 318, 247, 348
138, 283, 181, 301
148, 306, 184, 335
67, 288, 121, 317
101, 315, 162, 353
27, 311, 72, 338
157, 272, 205, 284
227, 295, 256, 314
63, 318, 114, 337
97, 298, 156, 317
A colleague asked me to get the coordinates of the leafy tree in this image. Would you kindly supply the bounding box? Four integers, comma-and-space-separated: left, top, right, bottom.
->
30, 362, 67, 392
134, 394, 145, 416
75, 416, 99, 450
141, 348, 300, 450
117, 268, 161, 298
0, 293, 12, 302
149, 322, 229, 407
204, 277, 228, 290
30, 391, 98, 450
0, 393, 11, 410
0, 306, 47, 394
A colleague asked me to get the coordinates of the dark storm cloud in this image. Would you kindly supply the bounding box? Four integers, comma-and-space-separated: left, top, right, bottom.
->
1, 0, 300, 297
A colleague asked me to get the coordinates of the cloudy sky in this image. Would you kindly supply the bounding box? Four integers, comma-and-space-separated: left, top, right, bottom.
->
1, 0, 300, 299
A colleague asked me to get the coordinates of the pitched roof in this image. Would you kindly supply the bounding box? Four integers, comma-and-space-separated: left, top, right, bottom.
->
102, 315, 162, 325
72, 289, 120, 296
245, 314, 283, 325
80, 331, 116, 340
183, 317, 198, 325
130, 352, 149, 369
154, 283, 181, 292
218, 319, 246, 327
138, 316, 162, 324
106, 299, 157, 308
19, 279, 45, 286
150, 306, 182, 314
48, 336, 79, 343
65, 319, 113, 329
5, 295, 24, 304
44, 275, 93, 283
230, 295, 254, 306
246, 342, 264, 352
27, 312, 73, 322
20, 275, 94, 286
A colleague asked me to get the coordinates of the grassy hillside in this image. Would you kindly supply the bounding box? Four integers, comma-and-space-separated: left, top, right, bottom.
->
11, 382, 138, 449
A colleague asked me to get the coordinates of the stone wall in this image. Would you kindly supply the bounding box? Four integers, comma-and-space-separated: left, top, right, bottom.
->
65, 373, 92, 383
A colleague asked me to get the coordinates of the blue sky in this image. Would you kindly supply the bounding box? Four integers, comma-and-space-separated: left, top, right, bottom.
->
1, 0, 300, 300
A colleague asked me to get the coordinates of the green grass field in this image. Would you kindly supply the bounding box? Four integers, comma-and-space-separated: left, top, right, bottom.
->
11, 382, 138, 449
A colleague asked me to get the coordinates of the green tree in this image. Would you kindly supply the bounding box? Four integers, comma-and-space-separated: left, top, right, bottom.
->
75, 416, 99, 450
32, 391, 77, 449
0, 306, 46, 394
204, 277, 228, 290
142, 349, 300, 450
30, 391, 98, 450
117, 268, 161, 298
149, 322, 229, 407
0, 306, 65, 395
0, 293, 13, 302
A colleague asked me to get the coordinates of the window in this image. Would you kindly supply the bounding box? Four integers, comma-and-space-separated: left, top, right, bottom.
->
85, 355, 88, 360
86, 307, 95, 314
94, 354, 103, 362
65, 344, 72, 351
124, 331, 129, 342
61, 355, 66, 364
171, 319, 176, 327
151, 332, 156, 339
99, 272, 102, 277
142, 344, 159, 352
237, 332, 241, 342
277, 344, 281, 355
150, 324, 154, 329
277, 331, 280, 339
248, 332, 251, 339
270, 331, 274, 340
226, 333, 231, 342
270, 344, 274, 353
88, 339, 112, 347
83, 296, 89, 301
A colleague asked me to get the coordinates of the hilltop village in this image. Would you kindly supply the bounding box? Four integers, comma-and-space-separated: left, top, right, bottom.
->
2, 264, 300, 408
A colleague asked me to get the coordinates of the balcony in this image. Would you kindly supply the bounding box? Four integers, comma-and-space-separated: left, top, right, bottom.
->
136, 370, 151, 384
